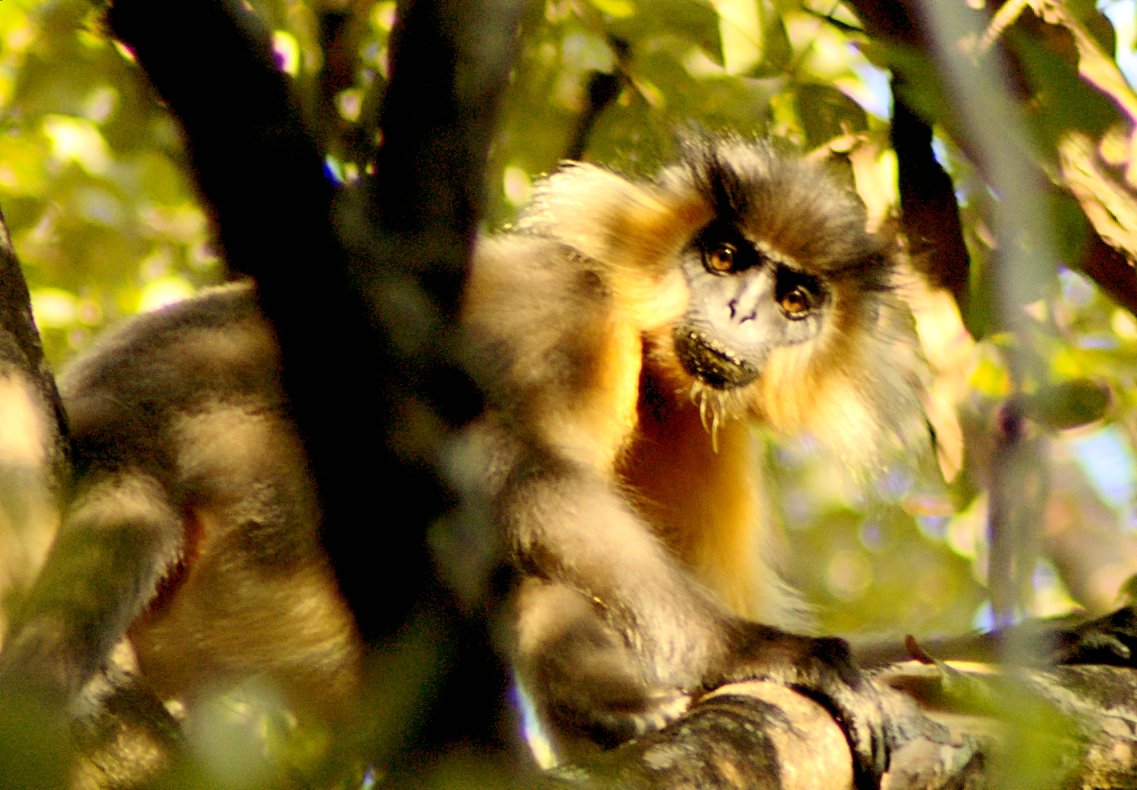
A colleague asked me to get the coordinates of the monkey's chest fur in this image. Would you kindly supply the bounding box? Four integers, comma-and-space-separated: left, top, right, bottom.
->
614, 355, 794, 626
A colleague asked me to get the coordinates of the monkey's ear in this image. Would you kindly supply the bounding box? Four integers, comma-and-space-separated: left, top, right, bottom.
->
518, 163, 710, 276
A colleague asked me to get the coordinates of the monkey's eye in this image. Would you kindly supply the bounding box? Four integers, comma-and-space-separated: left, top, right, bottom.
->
703, 242, 738, 274
779, 286, 812, 316
775, 269, 823, 319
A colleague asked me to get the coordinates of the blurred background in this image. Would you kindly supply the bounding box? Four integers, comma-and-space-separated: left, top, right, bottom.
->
0, 0, 1136, 688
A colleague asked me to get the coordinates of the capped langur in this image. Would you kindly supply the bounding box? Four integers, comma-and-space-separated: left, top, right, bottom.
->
467, 136, 926, 783
0, 137, 926, 785
0, 291, 363, 722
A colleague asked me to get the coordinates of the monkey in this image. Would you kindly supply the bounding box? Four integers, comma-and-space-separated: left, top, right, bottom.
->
0, 136, 927, 787
469, 135, 1137, 781
461, 135, 929, 784
0, 288, 362, 725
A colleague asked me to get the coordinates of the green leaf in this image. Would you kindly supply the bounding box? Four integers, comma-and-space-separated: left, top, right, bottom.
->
1024, 379, 1112, 430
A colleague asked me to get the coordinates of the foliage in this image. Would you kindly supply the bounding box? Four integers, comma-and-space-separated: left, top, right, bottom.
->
0, 0, 220, 357
3, 0, 1137, 782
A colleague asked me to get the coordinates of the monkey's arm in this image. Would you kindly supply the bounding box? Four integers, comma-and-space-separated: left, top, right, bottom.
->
503, 446, 726, 683
498, 439, 890, 784
466, 243, 727, 734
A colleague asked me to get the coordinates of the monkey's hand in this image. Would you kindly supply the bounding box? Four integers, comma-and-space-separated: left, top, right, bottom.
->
710, 622, 892, 789
1051, 605, 1137, 666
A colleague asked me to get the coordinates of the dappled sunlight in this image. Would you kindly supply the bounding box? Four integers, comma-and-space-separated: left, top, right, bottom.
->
3, 0, 1137, 785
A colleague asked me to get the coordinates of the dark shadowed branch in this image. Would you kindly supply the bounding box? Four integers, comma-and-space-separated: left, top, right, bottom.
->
100, 0, 524, 770
890, 99, 970, 311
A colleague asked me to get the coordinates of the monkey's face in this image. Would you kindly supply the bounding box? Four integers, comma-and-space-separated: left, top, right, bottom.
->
512, 135, 923, 463
672, 218, 829, 390
646, 139, 903, 444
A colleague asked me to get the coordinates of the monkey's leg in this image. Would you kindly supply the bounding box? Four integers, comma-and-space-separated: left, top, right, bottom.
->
0, 472, 183, 701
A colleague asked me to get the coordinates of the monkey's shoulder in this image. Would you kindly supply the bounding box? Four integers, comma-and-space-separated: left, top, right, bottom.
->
467, 234, 613, 321
465, 234, 629, 404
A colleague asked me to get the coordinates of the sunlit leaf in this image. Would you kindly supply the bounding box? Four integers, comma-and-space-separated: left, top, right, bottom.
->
42, 115, 110, 175
715, 0, 763, 75
589, 0, 636, 18
793, 82, 867, 148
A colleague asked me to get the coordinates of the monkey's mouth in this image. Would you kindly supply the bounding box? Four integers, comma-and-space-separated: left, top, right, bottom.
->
673, 327, 759, 390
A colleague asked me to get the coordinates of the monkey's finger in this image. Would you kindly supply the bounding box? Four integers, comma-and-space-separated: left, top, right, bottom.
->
584, 688, 693, 746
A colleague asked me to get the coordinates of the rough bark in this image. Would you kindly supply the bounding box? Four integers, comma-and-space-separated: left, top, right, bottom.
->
538, 662, 1137, 789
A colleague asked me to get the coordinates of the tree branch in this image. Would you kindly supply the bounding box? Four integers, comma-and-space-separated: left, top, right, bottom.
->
540, 662, 1137, 788
100, 0, 524, 767
849, 0, 1137, 317
890, 97, 970, 311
